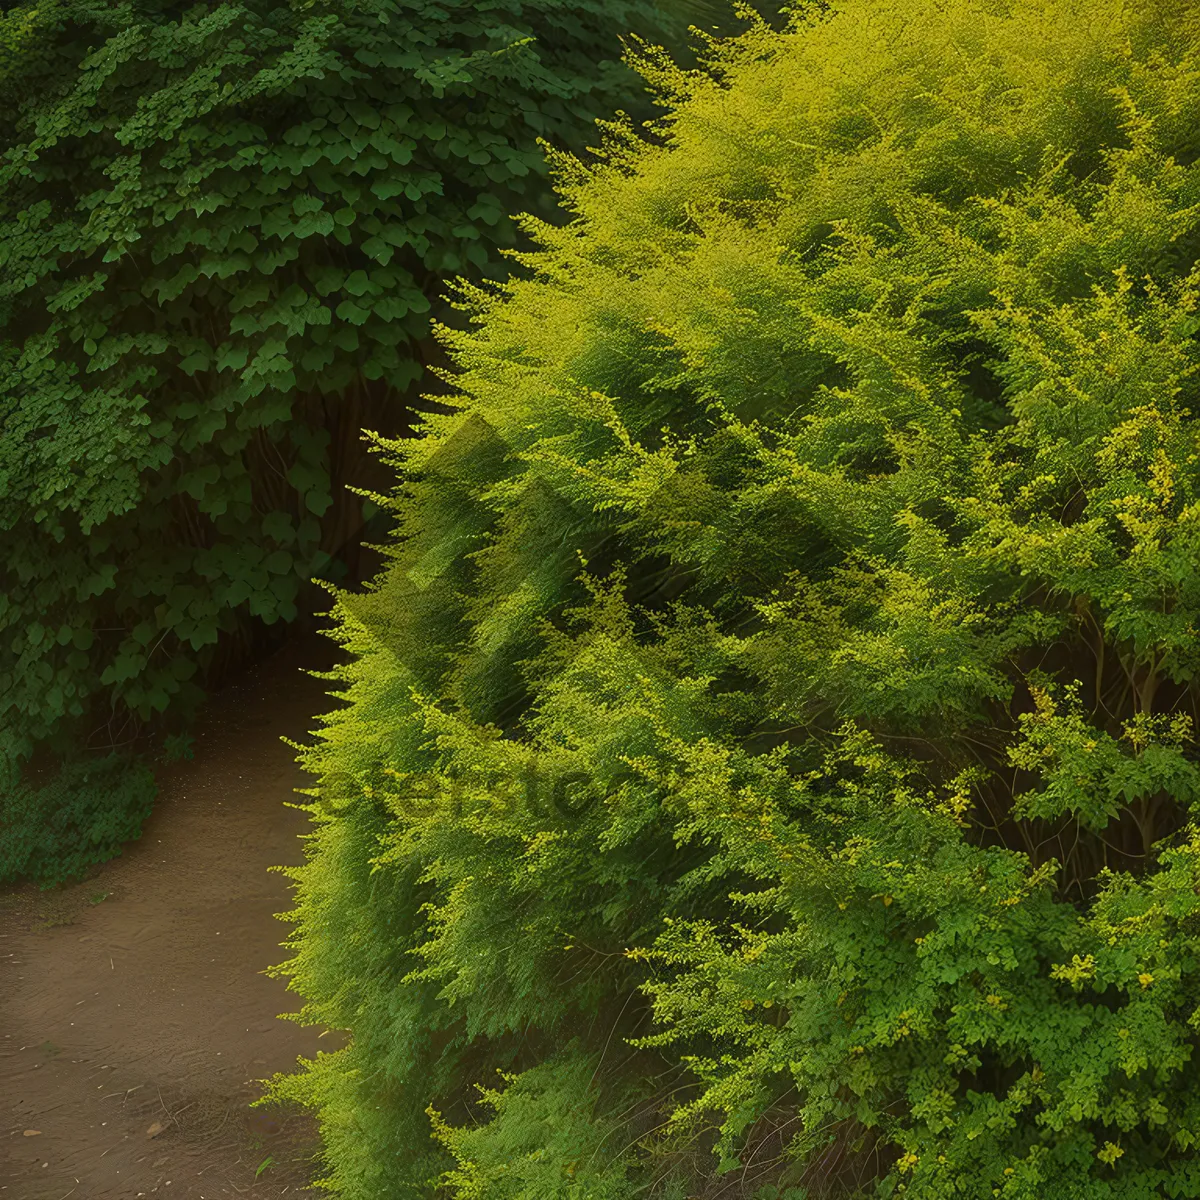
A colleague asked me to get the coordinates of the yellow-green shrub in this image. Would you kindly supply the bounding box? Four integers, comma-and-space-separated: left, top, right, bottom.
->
265, 0, 1200, 1195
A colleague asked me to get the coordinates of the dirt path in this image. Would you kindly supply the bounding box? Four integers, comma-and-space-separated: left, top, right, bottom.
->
1, 633, 348, 1200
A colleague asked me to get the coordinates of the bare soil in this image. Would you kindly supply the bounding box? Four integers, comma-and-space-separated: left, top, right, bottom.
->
1, 633, 349, 1199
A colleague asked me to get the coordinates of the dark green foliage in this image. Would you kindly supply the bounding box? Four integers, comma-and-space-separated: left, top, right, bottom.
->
0, 750, 155, 885
0, 2, 61, 95
0, 0, 698, 888
261, 0, 1200, 1194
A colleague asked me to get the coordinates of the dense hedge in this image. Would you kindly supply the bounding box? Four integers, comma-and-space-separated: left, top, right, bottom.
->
0, 0, 710, 888
261, 0, 1200, 1194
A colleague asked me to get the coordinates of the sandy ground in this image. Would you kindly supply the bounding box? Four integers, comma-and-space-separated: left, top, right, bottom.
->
1, 632, 349, 1200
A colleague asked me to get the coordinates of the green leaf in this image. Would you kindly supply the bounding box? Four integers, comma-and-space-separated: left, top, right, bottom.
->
335, 299, 369, 324
304, 489, 332, 516
178, 351, 210, 375
216, 344, 250, 372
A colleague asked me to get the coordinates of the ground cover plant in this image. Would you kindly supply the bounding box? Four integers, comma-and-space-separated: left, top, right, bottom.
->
0, 0, 709, 888
261, 0, 1200, 1194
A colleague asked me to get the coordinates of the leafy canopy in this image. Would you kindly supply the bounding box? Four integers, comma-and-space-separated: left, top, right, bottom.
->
0, 0, 699, 887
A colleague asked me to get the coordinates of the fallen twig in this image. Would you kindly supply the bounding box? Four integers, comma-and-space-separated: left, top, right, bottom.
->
157, 1084, 181, 1129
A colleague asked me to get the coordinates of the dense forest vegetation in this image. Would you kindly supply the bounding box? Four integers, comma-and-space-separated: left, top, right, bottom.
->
11, 0, 1200, 1194
0, 0, 760, 887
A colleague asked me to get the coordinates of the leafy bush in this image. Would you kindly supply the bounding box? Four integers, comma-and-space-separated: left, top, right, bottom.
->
0, 1, 60, 93
263, 0, 1200, 1194
0, 0, 704, 888
0, 751, 155, 885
